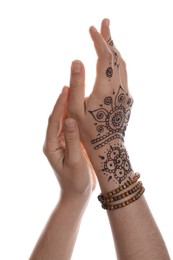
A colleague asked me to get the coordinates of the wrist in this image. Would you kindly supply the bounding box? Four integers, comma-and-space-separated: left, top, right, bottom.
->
60, 190, 92, 208
86, 140, 134, 193
56, 193, 91, 220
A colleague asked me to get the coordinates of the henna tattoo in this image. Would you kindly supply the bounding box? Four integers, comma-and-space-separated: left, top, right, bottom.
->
91, 133, 124, 150
99, 143, 132, 184
89, 86, 133, 183
107, 37, 114, 46
107, 37, 119, 68
89, 85, 133, 150
106, 66, 113, 78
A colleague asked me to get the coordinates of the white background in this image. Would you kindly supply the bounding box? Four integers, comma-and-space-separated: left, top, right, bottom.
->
0, 0, 173, 259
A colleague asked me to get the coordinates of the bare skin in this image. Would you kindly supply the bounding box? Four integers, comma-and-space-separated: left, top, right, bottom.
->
29, 87, 96, 260
67, 18, 170, 259
29, 18, 170, 260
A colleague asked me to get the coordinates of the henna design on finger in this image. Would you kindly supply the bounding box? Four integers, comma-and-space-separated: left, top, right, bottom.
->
107, 37, 114, 47
114, 52, 119, 68
89, 85, 133, 150
107, 37, 120, 68
106, 67, 113, 78
99, 143, 132, 184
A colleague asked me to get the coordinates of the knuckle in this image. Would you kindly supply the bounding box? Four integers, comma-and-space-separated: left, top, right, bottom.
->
42, 141, 52, 158
66, 131, 77, 143
67, 104, 80, 119
42, 141, 51, 157
70, 79, 81, 89
43, 143, 48, 156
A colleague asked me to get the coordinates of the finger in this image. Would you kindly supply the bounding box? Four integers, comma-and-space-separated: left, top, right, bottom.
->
101, 18, 121, 64
44, 87, 69, 153
101, 18, 129, 90
64, 118, 82, 164
68, 60, 85, 117
89, 26, 114, 93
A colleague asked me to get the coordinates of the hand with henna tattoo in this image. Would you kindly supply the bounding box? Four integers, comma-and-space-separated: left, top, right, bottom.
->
67, 19, 170, 259
30, 19, 170, 260
68, 18, 134, 192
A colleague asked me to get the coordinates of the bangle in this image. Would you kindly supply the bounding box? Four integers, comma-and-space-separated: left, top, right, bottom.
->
98, 172, 145, 210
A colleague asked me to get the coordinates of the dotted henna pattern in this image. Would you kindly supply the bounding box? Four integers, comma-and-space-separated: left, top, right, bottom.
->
89, 85, 133, 150
99, 144, 132, 184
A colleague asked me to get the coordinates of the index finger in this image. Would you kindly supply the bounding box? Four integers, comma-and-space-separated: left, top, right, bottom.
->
89, 26, 116, 94
100, 18, 129, 91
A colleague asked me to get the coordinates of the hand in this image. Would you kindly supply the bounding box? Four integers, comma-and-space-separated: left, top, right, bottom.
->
43, 87, 96, 199
67, 19, 134, 190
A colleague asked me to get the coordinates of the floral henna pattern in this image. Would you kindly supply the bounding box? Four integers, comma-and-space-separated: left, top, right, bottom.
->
89, 85, 133, 150
99, 144, 132, 184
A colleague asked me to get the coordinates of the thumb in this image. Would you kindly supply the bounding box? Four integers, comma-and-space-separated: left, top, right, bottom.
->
64, 118, 82, 164
68, 60, 85, 117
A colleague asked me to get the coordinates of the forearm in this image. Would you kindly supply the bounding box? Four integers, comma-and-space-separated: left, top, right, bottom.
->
108, 196, 170, 260
86, 141, 170, 259
30, 194, 90, 260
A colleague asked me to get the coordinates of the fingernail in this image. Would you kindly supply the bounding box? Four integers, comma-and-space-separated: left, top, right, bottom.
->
61, 86, 69, 93
105, 18, 110, 27
72, 60, 81, 73
90, 26, 97, 32
64, 118, 76, 130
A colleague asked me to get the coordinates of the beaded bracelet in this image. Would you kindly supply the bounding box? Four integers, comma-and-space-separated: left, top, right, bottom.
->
98, 173, 145, 210
102, 186, 145, 210
100, 181, 143, 205
98, 173, 140, 204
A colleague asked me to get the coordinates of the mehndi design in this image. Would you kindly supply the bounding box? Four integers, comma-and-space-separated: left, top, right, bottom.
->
89, 85, 133, 150
107, 37, 119, 68
99, 143, 132, 184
